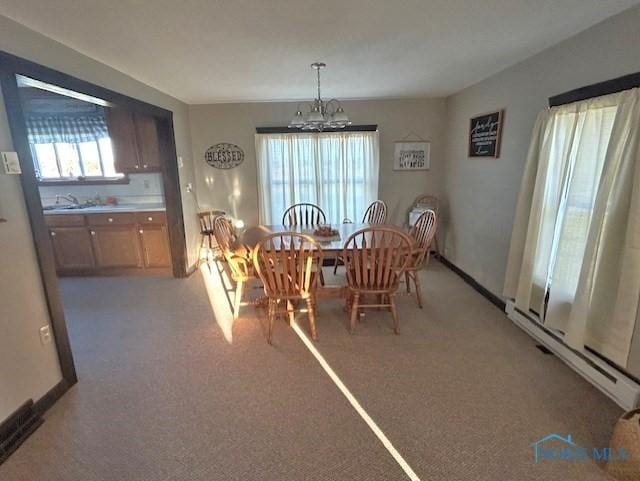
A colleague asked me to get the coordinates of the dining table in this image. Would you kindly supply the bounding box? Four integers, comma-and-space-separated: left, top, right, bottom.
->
234, 222, 413, 299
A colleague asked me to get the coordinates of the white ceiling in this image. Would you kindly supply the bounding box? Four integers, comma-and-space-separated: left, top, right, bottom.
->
1, 0, 638, 104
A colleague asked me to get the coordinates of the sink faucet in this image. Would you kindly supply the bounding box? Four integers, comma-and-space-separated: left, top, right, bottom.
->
56, 194, 79, 205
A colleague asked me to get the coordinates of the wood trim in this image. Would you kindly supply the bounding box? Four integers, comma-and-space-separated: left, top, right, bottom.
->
256, 124, 378, 134
438, 256, 506, 311
549, 71, 640, 107
33, 379, 71, 415
0, 51, 171, 118
0, 72, 78, 386
38, 176, 130, 186
157, 116, 188, 278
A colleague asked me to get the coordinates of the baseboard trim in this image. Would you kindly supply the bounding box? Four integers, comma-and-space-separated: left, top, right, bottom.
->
0, 379, 71, 465
34, 379, 70, 415
186, 262, 199, 277
438, 256, 506, 311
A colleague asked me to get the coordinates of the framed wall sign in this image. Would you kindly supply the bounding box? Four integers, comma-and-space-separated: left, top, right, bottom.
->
393, 141, 431, 171
205, 143, 244, 169
469, 110, 504, 158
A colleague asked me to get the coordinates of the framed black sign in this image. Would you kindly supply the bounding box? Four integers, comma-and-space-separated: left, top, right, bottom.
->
469, 110, 503, 158
205, 143, 244, 169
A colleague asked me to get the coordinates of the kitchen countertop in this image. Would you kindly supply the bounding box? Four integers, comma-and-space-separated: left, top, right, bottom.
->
42, 203, 166, 214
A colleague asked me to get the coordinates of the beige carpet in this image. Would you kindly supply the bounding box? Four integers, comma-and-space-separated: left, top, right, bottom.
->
0, 261, 622, 480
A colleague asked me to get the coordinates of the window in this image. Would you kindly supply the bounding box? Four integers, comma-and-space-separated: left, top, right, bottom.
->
25, 109, 123, 182
30, 138, 119, 180
255, 131, 379, 224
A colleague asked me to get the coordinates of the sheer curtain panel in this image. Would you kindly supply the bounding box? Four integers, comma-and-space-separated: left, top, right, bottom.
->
504, 88, 640, 366
255, 131, 379, 224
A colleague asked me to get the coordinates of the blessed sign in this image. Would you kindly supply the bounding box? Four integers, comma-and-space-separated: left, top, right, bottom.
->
469, 110, 503, 158
205, 143, 244, 169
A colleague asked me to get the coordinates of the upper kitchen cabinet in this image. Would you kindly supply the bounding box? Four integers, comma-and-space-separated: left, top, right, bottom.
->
105, 108, 161, 173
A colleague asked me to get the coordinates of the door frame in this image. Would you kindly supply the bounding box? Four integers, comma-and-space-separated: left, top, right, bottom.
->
0, 51, 189, 397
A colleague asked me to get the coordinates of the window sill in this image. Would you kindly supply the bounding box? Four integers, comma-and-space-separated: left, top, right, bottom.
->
37, 176, 129, 187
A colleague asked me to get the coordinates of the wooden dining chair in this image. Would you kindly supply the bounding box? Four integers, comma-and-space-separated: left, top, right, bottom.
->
342, 226, 413, 334
407, 194, 440, 257
198, 210, 225, 263
405, 209, 438, 308
282, 203, 326, 226
213, 215, 256, 319
253, 232, 324, 343
363, 200, 388, 224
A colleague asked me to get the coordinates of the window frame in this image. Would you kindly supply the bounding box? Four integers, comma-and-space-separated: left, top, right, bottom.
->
31, 137, 128, 185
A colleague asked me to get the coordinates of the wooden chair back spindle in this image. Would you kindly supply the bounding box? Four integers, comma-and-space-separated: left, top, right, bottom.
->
282, 203, 326, 227
253, 233, 324, 298
343, 226, 412, 292
362, 200, 388, 224
408, 209, 438, 267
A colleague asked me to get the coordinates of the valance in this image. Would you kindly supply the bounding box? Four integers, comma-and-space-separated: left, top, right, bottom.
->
25, 114, 109, 144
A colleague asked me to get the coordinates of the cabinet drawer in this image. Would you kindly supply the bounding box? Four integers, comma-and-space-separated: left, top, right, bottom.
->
87, 212, 137, 226
136, 211, 167, 225
44, 214, 86, 227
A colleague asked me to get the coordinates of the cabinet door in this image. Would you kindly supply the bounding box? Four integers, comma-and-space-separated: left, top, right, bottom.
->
90, 225, 143, 268
134, 114, 161, 171
105, 108, 140, 173
139, 224, 171, 268
50, 227, 95, 270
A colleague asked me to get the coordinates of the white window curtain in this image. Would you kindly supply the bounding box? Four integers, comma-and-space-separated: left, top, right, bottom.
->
504, 88, 640, 367
255, 131, 379, 224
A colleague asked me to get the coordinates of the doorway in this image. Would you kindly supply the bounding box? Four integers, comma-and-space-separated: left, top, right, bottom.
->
0, 51, 188, 402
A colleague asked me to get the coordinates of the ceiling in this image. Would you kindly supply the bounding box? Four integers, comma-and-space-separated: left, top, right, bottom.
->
1, 0, 638, 104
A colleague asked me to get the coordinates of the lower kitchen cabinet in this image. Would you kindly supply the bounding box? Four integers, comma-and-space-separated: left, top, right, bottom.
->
139, 224, 171, 268
45, 210, 170, 275
90, 225, 143, 268
50, 226, 96, 271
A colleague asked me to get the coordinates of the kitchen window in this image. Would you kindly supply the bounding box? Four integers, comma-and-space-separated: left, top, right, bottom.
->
26, 108, 124, 183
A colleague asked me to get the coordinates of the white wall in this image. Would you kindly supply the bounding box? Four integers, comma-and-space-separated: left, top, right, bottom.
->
443, 6, 640, 298
0, 14, 197, 423
189, 98, 446, 226
0, 88, 63, 421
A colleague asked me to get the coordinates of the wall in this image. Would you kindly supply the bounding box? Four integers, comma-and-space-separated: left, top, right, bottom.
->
443, 6, 640, 298
0, 88, 63, 421
38, 173, 165, 206
188, 98, 446, 226
0, 14, 197, 423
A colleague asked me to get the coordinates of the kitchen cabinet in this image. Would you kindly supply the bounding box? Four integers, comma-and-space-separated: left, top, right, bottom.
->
139, 224, 171, 268
90, 225, 143, 268
50, 227, 95, 270
45, 210, 170, 275
105, 108, 161, 173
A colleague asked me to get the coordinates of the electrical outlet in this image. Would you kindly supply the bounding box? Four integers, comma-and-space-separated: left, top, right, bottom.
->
39, 325, 52, 345
143, 179, 150, 189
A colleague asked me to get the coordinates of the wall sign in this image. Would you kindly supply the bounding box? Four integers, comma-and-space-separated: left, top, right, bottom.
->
205, 143, 244, 169
393, 141, 431, 171
469, 110, 503, 158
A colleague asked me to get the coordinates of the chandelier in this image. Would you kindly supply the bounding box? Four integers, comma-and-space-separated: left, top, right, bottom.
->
289, 62, 351, 131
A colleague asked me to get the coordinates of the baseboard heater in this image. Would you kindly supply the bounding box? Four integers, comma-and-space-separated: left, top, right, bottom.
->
505, 300, 640, 411
0, 399, 44, 465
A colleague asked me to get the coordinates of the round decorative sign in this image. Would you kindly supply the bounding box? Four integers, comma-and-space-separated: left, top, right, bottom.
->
204, 143, 244, 169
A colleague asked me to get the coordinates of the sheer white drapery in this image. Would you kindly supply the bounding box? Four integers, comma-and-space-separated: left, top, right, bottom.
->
504, 88, 640, 366
255, 131, 379, 224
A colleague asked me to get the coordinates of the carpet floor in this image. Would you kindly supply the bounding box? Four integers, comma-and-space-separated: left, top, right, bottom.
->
0, 260, 622, 480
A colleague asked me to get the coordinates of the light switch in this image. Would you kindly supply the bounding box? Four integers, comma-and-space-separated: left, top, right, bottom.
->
1, 152, 21, 174
177, 156, 184, 168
